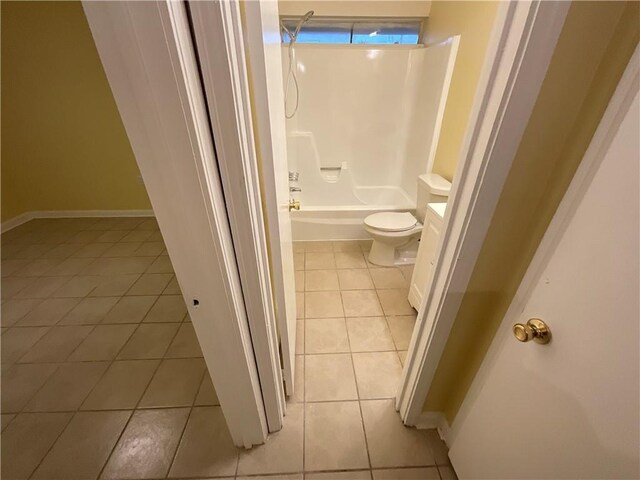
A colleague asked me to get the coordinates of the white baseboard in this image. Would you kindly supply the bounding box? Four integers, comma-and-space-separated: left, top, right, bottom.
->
1, 209, 154, 233
415, 411, 451, 445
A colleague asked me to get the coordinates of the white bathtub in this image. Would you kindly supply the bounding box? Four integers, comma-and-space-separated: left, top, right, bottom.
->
291, 186, 414, 241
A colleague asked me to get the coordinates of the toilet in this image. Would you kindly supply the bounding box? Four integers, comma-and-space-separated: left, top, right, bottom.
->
364, 174, 451, 266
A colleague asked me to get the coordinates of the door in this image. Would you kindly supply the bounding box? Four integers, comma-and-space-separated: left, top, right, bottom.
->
447, 89, 639, 476
241, 1, 298, 397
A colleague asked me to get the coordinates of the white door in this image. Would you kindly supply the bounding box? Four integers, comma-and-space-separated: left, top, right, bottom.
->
242, 2, 298, 397
447, 88, 640, 476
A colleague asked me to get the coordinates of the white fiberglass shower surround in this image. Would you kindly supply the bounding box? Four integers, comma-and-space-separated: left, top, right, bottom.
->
285, 39, 459, 240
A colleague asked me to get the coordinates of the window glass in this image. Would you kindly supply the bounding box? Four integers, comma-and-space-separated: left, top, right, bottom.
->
280, 19, 422, 45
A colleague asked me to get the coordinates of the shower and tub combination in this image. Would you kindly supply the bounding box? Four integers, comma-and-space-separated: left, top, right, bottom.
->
282, 14, 458, 264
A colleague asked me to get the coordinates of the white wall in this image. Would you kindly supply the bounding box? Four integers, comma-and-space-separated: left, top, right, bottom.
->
284, 42, 457, 208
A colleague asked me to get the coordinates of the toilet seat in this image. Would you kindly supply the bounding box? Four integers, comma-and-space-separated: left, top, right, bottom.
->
364, 212, 418, 232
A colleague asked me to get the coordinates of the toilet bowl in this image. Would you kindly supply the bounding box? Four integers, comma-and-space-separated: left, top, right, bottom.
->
363, 173, 452, 267
364, 212, 422, 266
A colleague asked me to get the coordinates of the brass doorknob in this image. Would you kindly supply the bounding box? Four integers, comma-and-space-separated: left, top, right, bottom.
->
513, 318, 551, 344
289, 200, 300, 211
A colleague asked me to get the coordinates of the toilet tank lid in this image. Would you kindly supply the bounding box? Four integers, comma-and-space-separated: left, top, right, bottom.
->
419, 173, 452, 196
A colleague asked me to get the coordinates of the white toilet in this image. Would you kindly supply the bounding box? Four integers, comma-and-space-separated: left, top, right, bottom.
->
364, 174, 451, 266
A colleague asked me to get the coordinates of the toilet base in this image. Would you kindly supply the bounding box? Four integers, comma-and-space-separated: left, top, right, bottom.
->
368, 238, 419, 267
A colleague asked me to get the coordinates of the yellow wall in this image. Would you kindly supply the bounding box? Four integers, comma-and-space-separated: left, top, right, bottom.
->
423, 1, 500, 181
279, 1, 431, 18
423, 1, 640, 422
1, 1, 151, 223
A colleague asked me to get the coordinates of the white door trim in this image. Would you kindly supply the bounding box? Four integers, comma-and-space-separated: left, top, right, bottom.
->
449, 44, 640, 445
188, 0, 285, 432
396, 0, 571, 426
83, 0, 268, 447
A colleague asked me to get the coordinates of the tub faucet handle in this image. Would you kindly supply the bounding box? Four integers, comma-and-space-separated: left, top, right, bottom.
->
289, 171, 299, 181
289, 199, 300, 211
289, 186, 302, 192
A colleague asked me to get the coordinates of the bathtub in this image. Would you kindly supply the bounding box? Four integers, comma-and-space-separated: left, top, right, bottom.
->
291, 186, 414, 241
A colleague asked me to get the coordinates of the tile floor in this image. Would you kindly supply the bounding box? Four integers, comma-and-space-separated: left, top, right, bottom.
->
1, 218, 455, 480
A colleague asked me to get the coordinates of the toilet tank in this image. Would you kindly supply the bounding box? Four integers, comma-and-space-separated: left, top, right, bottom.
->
416, 173, 451, 222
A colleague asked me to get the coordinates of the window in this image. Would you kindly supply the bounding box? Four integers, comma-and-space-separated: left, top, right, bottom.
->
280, 19, 422, 45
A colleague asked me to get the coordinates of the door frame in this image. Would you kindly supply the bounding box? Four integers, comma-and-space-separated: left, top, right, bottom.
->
82, 0, 273, 447
396, 0, 571, 429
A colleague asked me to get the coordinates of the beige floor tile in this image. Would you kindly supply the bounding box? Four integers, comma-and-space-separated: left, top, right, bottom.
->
305, 354, 358, 401
14, 276, 72, 298
292, 355, 304, 403
370, 268, 407, 289
163, 275, 181, 294
294, 252, 304, 271
143, 295, 187, 323
438, 465, 458, 479
377, 289, 415, 316
337, 268, 374, 290
146, 255, 174, 274
1, 326, 50, 364
14, 259, 63, 277
1, 414, 15, 431
117, 323, 180, 359
101, 241, 142, 257
296, 320, 304, 354
169, 406, 238, 478
1, 299, 42, 327
342, 290, 383, 317
1, 412, 72, 480
353, 352, 403, 399
195, 371, 220, 406
1, 276, 36, 298
335, 251, 367, 269
127, 273, 173, 295
96, 230, 129, 243
18, 325, 94, 363
102, 296, 157, 324
91, 274, 140, 296
238, 475, 301, 480
139, 358, 206, 408
101, 408, 190, 479
59, 297, 119, 325
133, 241, 165, 256
50, 275, 101, 297
17, 298, 80, 326
304, 241, 334, 252
82, 359, 159, 410
165, 323, 203, 358
398, 265, 414, 284
32, 410, 131, 480
45, 257, 96, 276
68, 324, 136, 361
2, 258, 33, 276
72, 242, 114, 258
425, 429, 450, 466
305, 269, 340, 291
372, 467, 440, 479
305, 401, 369, 471
360, 399, 435, 468
346, 317, 396, 352
295, 270, 304, 292
120, 229, 154, 243
398, 351, 408, 366
305, 252, 336, 270
296, 291, 304, 318
386, 315, 416, 350
237, 402, 303, 475
305, 291, 344, 318
332, 240, 363, 252
2, 363, 59, 412
24, 362, 109, 412
81, 256, 154, 275
307, 472, 371, 480
305, 318, 350, 354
